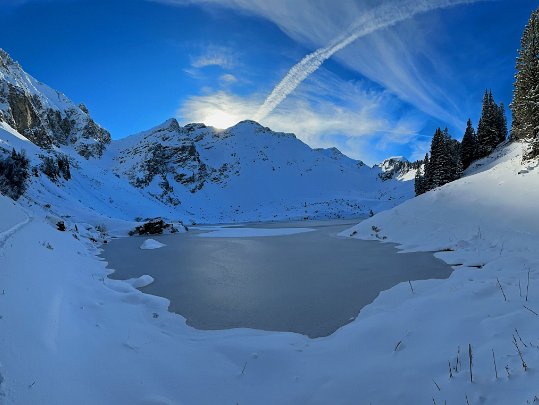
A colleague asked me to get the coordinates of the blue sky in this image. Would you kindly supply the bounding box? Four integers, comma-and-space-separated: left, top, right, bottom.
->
0, 0, 536, 164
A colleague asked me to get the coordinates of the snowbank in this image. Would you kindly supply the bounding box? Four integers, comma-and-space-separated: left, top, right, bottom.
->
342, 142, 539, 403
2, 142, 539, 404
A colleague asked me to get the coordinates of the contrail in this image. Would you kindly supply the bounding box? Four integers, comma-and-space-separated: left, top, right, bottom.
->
254, 0, 482, 121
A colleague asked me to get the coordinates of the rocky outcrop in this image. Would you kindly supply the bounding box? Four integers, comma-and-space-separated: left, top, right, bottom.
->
0, 48, 110, 158
377, 157, 420, 181
115, 119, 230, 205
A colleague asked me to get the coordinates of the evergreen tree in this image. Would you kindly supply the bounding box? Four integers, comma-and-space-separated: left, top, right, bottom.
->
510, 7, 539, 155
429, 128, 454, 188
0, 149, 29, 200
477, 90, 497, 156
414, 153, 429, 196
461, 119, 478, 169
414, 129, 463, 196
449, 139, 463, 181
422, 153, 431, 191
414, 168, 424, 196
477, 90, 507, 157
496, 103, 508, 145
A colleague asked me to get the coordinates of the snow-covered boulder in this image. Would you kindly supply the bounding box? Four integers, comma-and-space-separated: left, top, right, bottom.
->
139, 239, 166, 250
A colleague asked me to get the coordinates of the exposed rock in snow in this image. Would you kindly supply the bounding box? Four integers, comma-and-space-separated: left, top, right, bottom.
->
0, 48, 110, 158
314, 146, 366, 167
377, 156, 420, 182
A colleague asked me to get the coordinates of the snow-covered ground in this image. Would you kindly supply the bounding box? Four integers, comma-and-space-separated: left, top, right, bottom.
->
2, 141, 539, 404
2, 47, 538, 403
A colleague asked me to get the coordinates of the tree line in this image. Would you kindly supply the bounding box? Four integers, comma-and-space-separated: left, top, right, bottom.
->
415, 90, 507, 196
415, 6, 539, 196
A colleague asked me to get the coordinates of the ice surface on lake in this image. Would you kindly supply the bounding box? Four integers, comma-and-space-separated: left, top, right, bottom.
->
104, 220, 452, 338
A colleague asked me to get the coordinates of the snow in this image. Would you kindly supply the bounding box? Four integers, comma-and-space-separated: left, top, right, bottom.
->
108, 118, 415, 223
139, 239, 166, 250
341, 141, 539, 403
197, 226, 315, 238
1, 47, 416, 226
2, 50, 538, 403
3, 141, 538, 403
125, 275, 155, 288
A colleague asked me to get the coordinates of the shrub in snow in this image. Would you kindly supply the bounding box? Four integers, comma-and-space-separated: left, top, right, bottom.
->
95, 224, 107, 235
128, 218, 178, 236
0, 148, 30, 200
39, 154, 71, 182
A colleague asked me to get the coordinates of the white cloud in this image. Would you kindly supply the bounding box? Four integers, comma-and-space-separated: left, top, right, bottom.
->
190, 44, 238, 69
177, 69, 427, 165
219, 73, 237, 84
154, 0, 484, 129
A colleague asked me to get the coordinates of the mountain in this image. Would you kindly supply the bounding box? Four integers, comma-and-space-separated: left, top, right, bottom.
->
0, 49, 110, 158
377, 156, 419, 182
0, 49, 415, 226
107, 118, 415, 223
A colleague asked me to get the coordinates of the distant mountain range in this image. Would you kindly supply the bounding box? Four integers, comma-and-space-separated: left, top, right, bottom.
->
0, 48, 417, 225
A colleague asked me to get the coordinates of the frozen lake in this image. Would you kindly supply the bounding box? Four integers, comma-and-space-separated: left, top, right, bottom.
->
101, 220, 452, 338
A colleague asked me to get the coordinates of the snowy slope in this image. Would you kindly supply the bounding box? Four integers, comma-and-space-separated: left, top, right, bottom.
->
108, 119, 415, 223
0, 121, 178, 233
341, 141, 539, 403
2, 49, 539, 404
2, 141, 539, 404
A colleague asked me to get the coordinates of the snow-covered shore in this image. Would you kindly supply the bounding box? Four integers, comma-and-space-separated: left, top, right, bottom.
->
1, 142, 539, 404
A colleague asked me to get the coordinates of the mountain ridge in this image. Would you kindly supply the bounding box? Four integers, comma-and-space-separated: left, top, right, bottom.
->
0, 49, 417, 226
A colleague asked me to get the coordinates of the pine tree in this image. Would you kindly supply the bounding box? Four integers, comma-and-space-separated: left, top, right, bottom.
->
496, 103, 508, 145
461, 119, 478, 169
422, 153, 431, 191
477, 90, 507, 157
477, 90, 496, 156
430, 128, 456, 187
0, 149, 29, 200
414, 129, 463, 196
449, 139, 463, 180
414, 153, 429, 196
510, 7, 539, 155
414, 167, 424, 196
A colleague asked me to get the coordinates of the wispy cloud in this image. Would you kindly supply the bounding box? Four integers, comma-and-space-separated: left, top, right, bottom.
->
219, 73, 237, 84
190, 44, 238, 69
254, 0, 483, 121
177, 68, 428, 165
154, 0, 485, 129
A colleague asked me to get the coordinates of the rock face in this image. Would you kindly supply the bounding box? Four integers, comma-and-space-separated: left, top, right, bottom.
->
0, 49, 110, 157
113, 119, 229, 205
377, 157, 420, 181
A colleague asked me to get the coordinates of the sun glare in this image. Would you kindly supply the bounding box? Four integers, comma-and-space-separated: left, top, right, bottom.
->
204, 110, 238, 129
